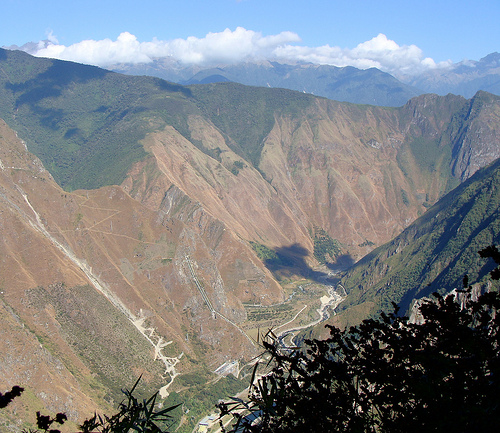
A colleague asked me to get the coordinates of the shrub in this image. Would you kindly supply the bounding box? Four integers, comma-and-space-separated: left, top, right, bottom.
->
218, 246, 500, 432
1, 378, 179, 433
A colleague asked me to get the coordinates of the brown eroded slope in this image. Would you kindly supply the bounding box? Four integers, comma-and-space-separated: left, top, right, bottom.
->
0, 118, 282, 430
1, 55, 500, 429
125, 91, 500, 265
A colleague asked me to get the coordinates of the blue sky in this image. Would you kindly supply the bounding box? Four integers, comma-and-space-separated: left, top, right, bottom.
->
2, 0, 499, 75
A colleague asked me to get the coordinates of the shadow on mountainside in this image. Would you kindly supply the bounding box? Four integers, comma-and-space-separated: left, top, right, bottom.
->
326, 254, 356, 272
263, 243, 355, 284
7, 59, 110, 107
156, 77, 193, 97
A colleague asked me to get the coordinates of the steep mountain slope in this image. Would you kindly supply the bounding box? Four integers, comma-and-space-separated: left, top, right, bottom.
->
1, 48, 500, 261
0, 118, 279, 431
337, 157, 500, 320
1, 49, 500, 430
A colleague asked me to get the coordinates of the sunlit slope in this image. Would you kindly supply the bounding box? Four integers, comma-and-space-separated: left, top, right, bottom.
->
1, 47, 500, 431
338, 157, 500, 317
1, 48, 500, 260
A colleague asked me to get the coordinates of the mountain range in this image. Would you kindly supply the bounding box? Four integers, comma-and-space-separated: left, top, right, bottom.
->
0, 47, 500, 431
405, 52, 500, 98
108, 53, 500, 106
111, 59, 422, 107
7, 41, 500, 107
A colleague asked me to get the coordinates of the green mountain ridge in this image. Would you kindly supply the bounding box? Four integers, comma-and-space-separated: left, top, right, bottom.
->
0, 49, 326, 190
0, 48, 194, 189
338, 157, 500, 317
1, 48, 499, 196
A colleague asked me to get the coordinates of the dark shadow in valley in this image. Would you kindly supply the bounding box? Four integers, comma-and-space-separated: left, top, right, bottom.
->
154, 77, 193, 98
325, 254, 356, 272
262, 243, 355, 284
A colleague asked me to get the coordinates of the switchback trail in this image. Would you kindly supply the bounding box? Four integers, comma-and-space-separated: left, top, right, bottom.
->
1, 182, 183, 397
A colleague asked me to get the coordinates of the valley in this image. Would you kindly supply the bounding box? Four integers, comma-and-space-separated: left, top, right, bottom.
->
0, 47, 500, 432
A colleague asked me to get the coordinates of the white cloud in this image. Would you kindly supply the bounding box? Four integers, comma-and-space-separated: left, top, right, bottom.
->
35, 32, 152, 65
28, 29, 450, 75
46, 30, 59, 45
154, 27, 302, 64
274, 34, 452, 75
32, 28, 301, 67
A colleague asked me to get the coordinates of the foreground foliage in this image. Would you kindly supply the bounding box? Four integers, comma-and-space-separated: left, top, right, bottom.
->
78, 378, 179, 433
3, 249, 500, 432
219, 247, 500, 432
1, 378, 178, 433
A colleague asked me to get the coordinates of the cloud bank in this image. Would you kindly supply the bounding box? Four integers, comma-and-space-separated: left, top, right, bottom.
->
29, 28, 451, 75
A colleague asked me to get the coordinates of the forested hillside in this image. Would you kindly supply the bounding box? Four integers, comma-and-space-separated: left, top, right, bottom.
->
337, 158, 500, 319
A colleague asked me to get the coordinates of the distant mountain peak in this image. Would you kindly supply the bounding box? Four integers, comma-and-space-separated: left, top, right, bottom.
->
479, 52, 500, 65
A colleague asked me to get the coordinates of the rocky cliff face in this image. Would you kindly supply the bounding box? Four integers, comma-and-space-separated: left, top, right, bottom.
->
127, 90, 500, 260
449, 91, 500, 180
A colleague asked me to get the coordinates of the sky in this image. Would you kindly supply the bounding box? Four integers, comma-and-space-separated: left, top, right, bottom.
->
2, 0, 499, 76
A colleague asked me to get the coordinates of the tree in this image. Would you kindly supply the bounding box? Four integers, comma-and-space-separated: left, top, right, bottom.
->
1, 378, 178, 433
78, 377, 179, 433
219, 247, 500, 432
0, 385, 24, 409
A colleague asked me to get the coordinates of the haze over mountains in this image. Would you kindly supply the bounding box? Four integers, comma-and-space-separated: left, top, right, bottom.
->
1, 46, 500, 431
109, 52, 500, 106
109, 53, 500, 105
111, 60, 422, 107
6, 38, 500, 106
406, 52, 500, 98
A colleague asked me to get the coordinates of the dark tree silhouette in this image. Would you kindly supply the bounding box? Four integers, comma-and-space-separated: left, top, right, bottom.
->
1, 378, 178, 433
219, 247, 500, 433
0, 385, 24, 409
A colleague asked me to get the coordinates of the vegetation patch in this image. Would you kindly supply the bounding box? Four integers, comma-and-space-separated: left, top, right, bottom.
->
313, 228, 342, 264
249, 241, 293, 268
25, 283, 167, 403
230, 160, 245, 175
164, 373, 247, 433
